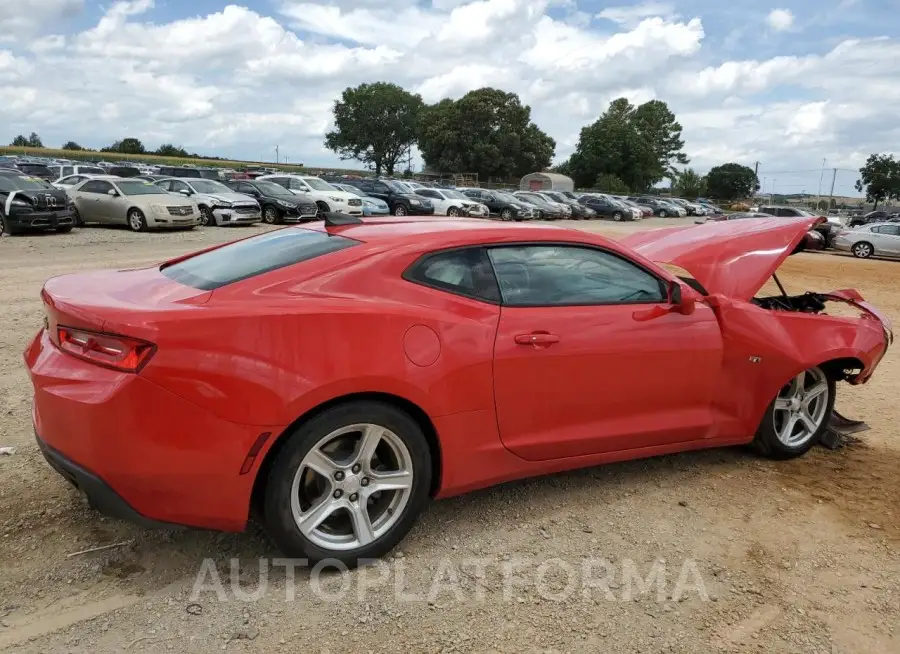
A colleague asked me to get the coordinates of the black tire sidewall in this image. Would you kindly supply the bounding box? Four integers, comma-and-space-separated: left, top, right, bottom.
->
128, 210, 146, 232
752, 370, 836, 459
501, 209, 512, 220
263, 400, 432, 566
393, 205, 407, 216
853, 242, 872, 258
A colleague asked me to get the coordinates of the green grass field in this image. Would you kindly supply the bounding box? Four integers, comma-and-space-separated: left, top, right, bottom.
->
0, 146, 368, 175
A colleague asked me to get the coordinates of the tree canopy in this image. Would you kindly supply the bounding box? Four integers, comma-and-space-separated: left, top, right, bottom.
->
325, 82, 424, 176
10, 132, 43, 148
855, 154, 900, 209
102, 138, 146, 154
563, 98, 688, 191
705, 163, 759, 201
155, 143, 190, 157
417, 87, 555, 180
61, 141, 83, 151
673, 168, 706, 198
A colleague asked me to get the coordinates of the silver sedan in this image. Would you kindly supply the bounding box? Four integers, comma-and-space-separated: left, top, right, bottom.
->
833, 222, 900, 259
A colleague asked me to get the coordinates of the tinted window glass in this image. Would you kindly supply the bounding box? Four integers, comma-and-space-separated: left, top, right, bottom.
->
162, 229, 359, 290
405, 248, 500, 303
488, 245, 665, 306
80, 180, 114, 193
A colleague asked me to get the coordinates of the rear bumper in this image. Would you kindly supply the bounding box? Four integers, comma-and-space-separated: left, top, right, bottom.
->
35, 432, 175, 529
24, 328, 276, 532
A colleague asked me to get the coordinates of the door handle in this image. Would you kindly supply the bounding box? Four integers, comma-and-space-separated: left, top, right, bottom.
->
515, 332, 560, 346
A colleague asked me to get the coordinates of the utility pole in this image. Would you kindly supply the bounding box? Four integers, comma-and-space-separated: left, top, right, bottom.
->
754, 161, 759, 176
827, 168, 837, 206
275, 145, 279, 164
815, 158, 826, 209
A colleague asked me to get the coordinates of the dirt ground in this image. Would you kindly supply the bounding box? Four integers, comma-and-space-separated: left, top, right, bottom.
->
0, 219, 897, 653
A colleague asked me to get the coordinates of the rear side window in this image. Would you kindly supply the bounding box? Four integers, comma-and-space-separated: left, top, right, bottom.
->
403, 247, 501, 303
161, 229, 359, 290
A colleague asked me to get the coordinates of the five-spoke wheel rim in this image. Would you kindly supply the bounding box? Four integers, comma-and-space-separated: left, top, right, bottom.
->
290, 424, 414, 551
773, 367, 829, 447
128, 211, 143, 231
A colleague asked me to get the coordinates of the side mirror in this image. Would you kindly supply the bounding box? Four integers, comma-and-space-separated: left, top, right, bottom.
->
106, 189, 118, 197
669, 281, 696, 315
178, 189, 191, 196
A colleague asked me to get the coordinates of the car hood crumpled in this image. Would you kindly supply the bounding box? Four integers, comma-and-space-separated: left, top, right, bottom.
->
619, 216, 824, 301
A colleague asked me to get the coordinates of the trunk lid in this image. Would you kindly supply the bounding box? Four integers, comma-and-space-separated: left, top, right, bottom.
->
41, 267, 211, 338
620, 216, 823, 300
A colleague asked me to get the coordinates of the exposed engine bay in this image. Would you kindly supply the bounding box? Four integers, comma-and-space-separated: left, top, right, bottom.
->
752, 274, 828, 313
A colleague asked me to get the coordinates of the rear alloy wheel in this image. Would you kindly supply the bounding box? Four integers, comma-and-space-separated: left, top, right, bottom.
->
447, 206, 461, 217
752, 366, 835, 459
263, 401, 431, 566
612, 211, 623, 221
393, 204, 408, 217
263, 205, 279, 225
127, 209, 148, 232
199, 206, 215, 227
852, 242, 873, 258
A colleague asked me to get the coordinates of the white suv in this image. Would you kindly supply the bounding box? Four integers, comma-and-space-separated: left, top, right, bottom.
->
257, 174, 363, 216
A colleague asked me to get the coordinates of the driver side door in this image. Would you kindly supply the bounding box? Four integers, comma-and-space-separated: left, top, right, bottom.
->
72, 180, 115, 223
490, 243, 723, 461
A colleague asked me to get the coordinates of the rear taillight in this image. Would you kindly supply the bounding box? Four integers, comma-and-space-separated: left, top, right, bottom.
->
56, 326, 156, 373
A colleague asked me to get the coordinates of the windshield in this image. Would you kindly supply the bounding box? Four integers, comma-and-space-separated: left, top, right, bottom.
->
340, 185, 364, 197
302, 178, 338, 192
116, 180, 169, 196
189, 180, 232, 194
0, 174, 54, 191
384, 180, 411, 193
442, 189, 469, 200
518, 193, 545, 204
494, 191, 519, 203
254, 181, 294, 197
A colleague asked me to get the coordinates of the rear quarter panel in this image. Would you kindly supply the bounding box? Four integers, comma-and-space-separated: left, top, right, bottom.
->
137, 242, 501, 427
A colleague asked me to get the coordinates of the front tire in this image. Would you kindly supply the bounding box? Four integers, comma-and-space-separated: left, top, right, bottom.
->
263, 401, 432, 567
199, 205, 215, 227
263, 205, 280, 225
447, 206, 461, 217
72, 207, 83, 226
658, 210, 668, 218
852, 242, 873, 258
752, 366, 835, 460
127, 209, 148, 232
393, 204, 408, 216
57, 226, 73, 234
316, 201, 330, 218
612, 211, 623, 221
500, 208, 513, 221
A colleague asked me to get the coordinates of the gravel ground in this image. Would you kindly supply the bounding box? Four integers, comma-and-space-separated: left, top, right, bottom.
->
0, 220, 897, 653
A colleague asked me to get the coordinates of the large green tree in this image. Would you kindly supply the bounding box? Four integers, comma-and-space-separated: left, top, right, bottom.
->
10, 132, 43, 147
855, 154, 900, 209
673, 168, 706, 198
103, 137, 146, 154
417, 87, 555, 180
325, 82, 424, 176
155, 143, 189, 157
62, 141, 83, 151
705, 163, 759, 201
565, 98, 688, 191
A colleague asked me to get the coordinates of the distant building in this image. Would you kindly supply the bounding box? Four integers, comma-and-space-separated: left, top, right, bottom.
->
519, 172, 574, 192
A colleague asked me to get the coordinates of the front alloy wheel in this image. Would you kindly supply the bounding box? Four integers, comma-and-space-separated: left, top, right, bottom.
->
264, 401, 431, 566
447, 206, 461, 217
500, 208, 513, 221
659, 210, 668, 218
752, 366, 835, 459
199, 206, 215, 227
127, 209, 147, 232
612, 211, 623, 221
393, 204, 408, 216
263, 206, 279, 224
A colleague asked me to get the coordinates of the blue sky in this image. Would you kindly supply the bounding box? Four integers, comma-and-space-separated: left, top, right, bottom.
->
2, 0, 898, 197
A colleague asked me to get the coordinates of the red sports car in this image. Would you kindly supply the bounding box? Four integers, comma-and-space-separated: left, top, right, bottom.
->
25, 215, 891, 566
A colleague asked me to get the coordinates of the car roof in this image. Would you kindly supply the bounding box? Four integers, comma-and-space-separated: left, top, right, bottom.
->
301, 217, 609, 248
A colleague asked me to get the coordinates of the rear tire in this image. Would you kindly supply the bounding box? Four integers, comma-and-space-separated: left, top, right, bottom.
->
751, 366, 835, 460
262, 401, 432, 567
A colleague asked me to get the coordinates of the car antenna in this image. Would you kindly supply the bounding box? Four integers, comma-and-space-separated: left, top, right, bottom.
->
322, 212, 363, 229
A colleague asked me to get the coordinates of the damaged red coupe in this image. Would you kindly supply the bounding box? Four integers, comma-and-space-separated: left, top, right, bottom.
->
25, 215, 891, 565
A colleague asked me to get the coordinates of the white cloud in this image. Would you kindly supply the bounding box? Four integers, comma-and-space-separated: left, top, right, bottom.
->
596, 2, 676, 27
766, 8, 795, 32
0, 0, 894, 194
